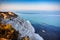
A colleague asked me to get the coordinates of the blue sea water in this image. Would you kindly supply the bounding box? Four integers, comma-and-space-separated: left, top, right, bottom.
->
15, 11, 60, 27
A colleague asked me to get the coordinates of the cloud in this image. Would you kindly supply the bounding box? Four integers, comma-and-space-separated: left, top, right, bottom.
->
0, 3, 60, 11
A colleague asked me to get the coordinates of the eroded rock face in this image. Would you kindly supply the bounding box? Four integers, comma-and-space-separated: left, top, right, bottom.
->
0, 12, 44, 40
0, 12, 29, 40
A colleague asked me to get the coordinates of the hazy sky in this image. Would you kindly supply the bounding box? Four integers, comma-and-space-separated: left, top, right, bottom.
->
0, 0, 60, 11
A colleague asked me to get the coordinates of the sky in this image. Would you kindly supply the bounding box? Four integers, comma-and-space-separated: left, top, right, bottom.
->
0, 0, 60, 11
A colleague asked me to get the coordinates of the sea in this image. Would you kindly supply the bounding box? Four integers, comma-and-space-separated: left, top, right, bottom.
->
15, 11, 60, 40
